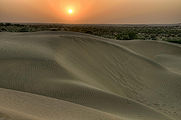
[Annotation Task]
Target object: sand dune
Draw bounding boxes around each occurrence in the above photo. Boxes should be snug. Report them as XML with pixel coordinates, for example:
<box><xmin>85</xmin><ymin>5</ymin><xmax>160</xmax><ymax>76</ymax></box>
<box><xmin>0</xmin><ymin>32</ymin><xmax>181</xmax><ymax>120</ymax></box>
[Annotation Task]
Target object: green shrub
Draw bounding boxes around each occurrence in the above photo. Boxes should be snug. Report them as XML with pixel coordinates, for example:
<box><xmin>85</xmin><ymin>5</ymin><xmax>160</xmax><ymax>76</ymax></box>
<box><xmin>18</xmin><ymin>27</ymin><xmax>29</xmax><ymax>32</ymax></box>
<box><xmin>164</xmin><ymin>37</ymin><xmax>181</xmax><ymax>44</ymax></box>
<box><xmin>0</xmin><ymin>28</ymin><xmax>7</xmax><ymax>32</ymax></box>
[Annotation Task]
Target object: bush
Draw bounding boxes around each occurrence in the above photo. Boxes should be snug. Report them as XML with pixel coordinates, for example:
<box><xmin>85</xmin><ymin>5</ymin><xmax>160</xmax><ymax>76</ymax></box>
<box><xmin>18</xmin><ymin>27</ymin><xmax>29</xmax><ymax>32</ymax></box>
<box><xmin>0</xmin><ymin>23</ymin><xmax>5</xmax><ymax>26</ymax></box>
<box><xmin>116</xmin><ymin>32</ymin><xmax>137</xmax><ymax>40</ymax></box>
<box><xmin>85</xmin><ymin>30</ymin><xmax>93</xmax><ymax>34</ymax></box>
<box><xmin>0</xmin><ymin>28</ymin><xmax>7</xmax><ymax>32</ymax></box>
<box><xmin>151</xmin><ymin>34</ymin><xmax>157</xmax><ymax>40</ymax></box>
<box><xmin>164</xmin><ymin>37</ymin><xmax>181</xmax><ymax>44</ymax></box>
<box><xmin>4</xmin><ymin>23</ymin><xmax>12</xmax><ymax>26</ymax></box>
<box><xmin>178</xmin><ymin>33</ymin><xmax>181</xmax><ymax>37</ymax></box>
<box><xmin>128</xmin><ymin>32</ymin><xmax>137</xmax><ymax>40</ymax></box>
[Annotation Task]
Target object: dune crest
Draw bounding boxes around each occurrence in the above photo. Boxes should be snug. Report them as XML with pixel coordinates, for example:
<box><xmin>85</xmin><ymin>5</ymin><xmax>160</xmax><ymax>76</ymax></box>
<box><xmin>0</xmin><ymin>32</ymin><xmax>181</xmax><ymax>120</ymax></box>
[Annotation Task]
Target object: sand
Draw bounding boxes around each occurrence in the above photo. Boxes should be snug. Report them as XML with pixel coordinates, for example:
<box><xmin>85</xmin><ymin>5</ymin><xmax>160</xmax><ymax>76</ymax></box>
<box><xmin>0</xmin><ymin>31</ymin><xmax>181</xmax><ymax>120</ymax></box>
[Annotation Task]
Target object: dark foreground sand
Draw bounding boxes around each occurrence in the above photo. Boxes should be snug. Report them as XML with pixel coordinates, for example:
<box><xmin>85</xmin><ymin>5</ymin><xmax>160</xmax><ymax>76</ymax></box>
<box><xmin>0</xmin><ymin>32</ymin><xmax>181</xmax><ymax>120</ymax></box>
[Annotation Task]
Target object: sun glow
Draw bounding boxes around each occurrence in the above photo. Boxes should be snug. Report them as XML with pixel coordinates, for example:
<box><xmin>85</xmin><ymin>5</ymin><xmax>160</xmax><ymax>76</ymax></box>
<box><xmin>68</xmin><ymin>9</ymin><xmax>73</xmax><ymax>14</ymax></box>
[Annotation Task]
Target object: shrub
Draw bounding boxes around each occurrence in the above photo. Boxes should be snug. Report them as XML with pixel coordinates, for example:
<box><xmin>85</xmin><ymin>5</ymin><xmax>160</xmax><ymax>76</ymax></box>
<box><xmin>0</xmin><ymin>28</ymin><xmax>7</xmax><ymax>32</ymax></box>
<box><xmin>18</xmin><ymin>27</ymin><xmax>29</xmax><ymax>32</ymax></box>
<box><xmin>4</xmin><ymin>23</ymin><xmax>12</xmax><ymax>26</ymax></box>
<box><xmin>128</xmin><ymin>32</ymin><xmax>137</xmax><ymax>40</ymax></box>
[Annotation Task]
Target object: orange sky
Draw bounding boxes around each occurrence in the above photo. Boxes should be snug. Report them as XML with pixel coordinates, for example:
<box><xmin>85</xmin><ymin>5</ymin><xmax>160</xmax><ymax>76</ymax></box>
<box><xmin>0</xmin><ymin>0</ymin><xmax>180</xmax><ymax>24</ymax></box>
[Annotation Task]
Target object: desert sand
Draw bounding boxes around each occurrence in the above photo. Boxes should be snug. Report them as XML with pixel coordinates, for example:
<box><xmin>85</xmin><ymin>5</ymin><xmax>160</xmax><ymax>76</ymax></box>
<box><xmin>0</xmin><ymin>31</ymin><xmax>181</xmax><ymax>120</ymax></box>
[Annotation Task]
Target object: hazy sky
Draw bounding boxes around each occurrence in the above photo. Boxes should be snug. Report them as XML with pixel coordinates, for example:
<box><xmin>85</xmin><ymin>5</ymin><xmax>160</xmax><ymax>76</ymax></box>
<box><xmin>0</xmin><ymin>0</ymin><xmax>180</xmax><ymax>24</ymax></box>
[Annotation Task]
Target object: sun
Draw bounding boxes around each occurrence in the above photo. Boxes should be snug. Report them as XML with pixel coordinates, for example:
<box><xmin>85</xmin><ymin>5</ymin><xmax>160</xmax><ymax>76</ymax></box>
<box><xmin>68</xmin><ymin>9</ymin><xmax>73</xmax><ymax>14</ymax></box>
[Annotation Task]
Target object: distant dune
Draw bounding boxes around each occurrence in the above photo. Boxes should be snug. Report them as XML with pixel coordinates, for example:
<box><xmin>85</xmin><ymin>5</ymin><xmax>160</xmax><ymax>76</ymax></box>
<box><xmin>0</xmin><ymin>32</ymin><xmax>181</xmax><ymax>120</ymax></box>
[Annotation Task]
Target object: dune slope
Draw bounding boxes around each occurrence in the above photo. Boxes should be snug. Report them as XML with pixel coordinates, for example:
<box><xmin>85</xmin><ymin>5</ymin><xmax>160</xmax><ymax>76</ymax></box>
<box><xmin>0</xmin><ymin>32</ymin><xmax>181</xmax><ymax>120</ymax></box>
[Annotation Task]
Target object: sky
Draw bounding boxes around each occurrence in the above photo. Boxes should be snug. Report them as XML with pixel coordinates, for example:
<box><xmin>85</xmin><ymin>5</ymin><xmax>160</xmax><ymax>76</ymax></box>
<box><xmin>0</xmin><ymin>0</ymin><xmax>180</xmax><ymax>24</ymax></box>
